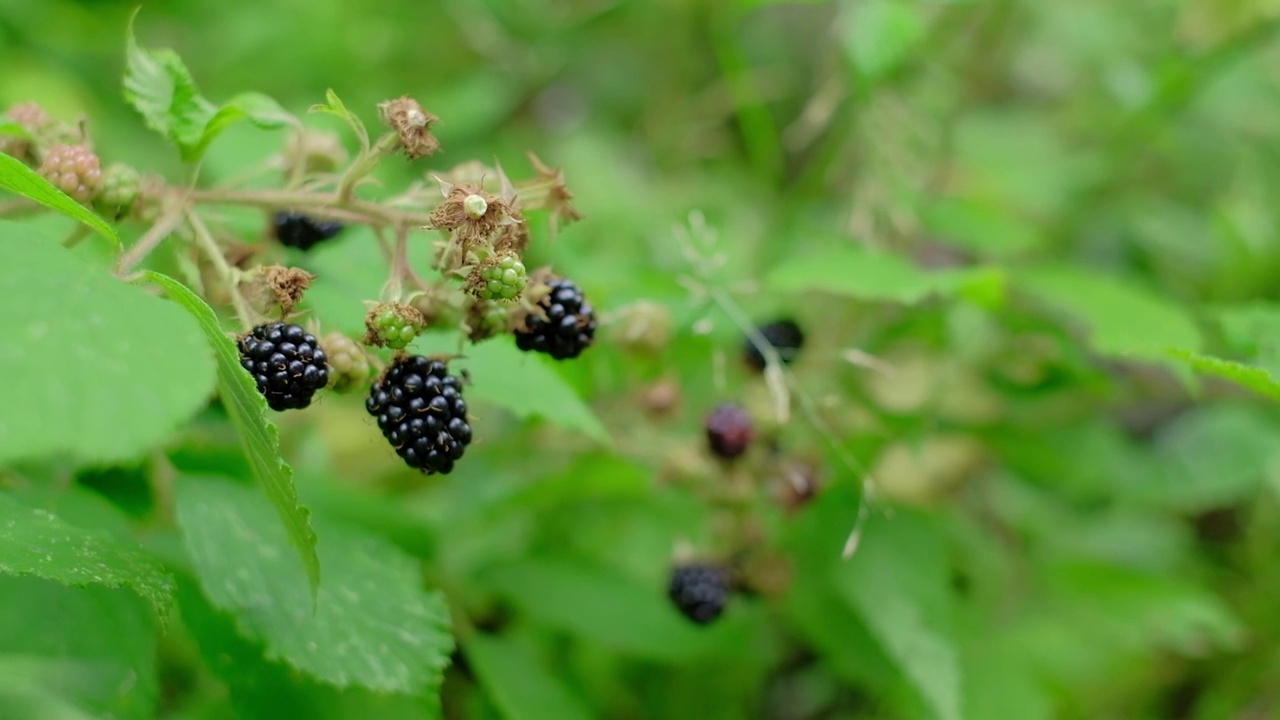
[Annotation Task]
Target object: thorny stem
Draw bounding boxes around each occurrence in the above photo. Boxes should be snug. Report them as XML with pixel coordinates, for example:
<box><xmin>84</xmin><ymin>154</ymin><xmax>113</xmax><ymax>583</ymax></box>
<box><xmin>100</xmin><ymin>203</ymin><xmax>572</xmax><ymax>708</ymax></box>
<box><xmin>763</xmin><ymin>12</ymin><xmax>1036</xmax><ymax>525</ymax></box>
<box><xmin>337</xmin><ymin>131</ymin><xmax>402</xmax><ymax>203</ymax></box>
<box><xmin>183</xmin><ymin>187</ymin><xmax>436</xmax><ymax>227</ymax></box>
<box><xmin>115</xmin><ymin>203</ymin><xmax>187</xmax><ymax>277</ymax></box>
<box><xmin>186</xmin><ymin>208</ymin><xmax>254</xmax><ymax>328</ymax></box>
<box><xmin>61</xmin><ymin>224</ymin><xmax>89</xmax><ymax>249</ymax></box>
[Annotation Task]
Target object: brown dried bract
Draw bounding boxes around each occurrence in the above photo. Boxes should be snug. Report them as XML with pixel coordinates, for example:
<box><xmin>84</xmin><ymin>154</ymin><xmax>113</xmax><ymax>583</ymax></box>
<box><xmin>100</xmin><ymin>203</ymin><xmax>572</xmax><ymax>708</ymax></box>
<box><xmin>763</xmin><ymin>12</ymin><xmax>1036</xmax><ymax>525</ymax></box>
<box><xmin>378</xmin><ymin>96</ymin><xmax>440</xmax><ymax>160</ymax></box>
<box><xmin>526</xmin><ymin>151</ymin><xmax>583</xmax><ymax>237</ymax></box>
<box><xmin>260</xmin><ymin>265</ymin><xmax>315</xmax><ymax>316</ymax></box>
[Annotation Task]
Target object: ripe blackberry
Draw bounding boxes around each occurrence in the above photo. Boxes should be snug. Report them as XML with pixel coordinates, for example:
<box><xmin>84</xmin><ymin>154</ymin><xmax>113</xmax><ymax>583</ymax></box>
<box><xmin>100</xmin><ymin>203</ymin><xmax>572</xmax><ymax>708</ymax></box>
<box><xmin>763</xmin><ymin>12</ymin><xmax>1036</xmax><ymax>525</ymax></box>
<box><xmin>38</xmin><ymin>144</ymin><xmax>102</xmax><ymax>204</ymax></box>
<box><xmin>272</xmin><ymin>211</ymin><xmax>344</xmax><ymax>251</ymax></box>
<box><xmin>668</xmin><ymin>563</ymin><xmax>731</xmax><ymax>625</ymax></box>
<box><xmin>744</xmin><ymin>318</ymin><xmax>804</xmax><ymax>372</ymax></box>
<box><xmin>705</xmin><ymin>403</ymin><xmax>754</xmax><ymax>460</ymax></box>
<box><xmin>514</xmin><ymin>277</ymin><xmax>596</xmax><ymax>360</ymax></box>
<box><xmin>365</xmin><ymin>355</ymin><xmax>472</xmax><ymax>475</ymax></box>
<box><xmin>237</xmin><ymin>322</ymin><xmax>330</xmax><ymax>411</ymax></box>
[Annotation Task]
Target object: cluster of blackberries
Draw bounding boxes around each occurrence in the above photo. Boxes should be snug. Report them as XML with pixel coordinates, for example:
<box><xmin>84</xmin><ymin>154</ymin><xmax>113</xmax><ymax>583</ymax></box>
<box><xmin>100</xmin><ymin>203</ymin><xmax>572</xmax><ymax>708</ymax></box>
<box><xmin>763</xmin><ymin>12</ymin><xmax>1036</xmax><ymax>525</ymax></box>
<box><xmin>365</xmin><ymin>355</ymin><xmax>473</xmax><ymax>475</ymax></box>
<box><xmin>236</xmin><ymin>322</ymin><xmax>330</xmax><ymax>411</ymax></box>
<box><xmin>514</xmin><ymin>277</ymin><xmax>596</xmax><ymax>360</ymax></box>
<box><xmin>668</xmin><ymin>562</ymin><xmax>733</xmax><ymax>625</ymax></box>
<box><xmin>272</xmin><ymin>211</ymin><xmax>345</xmax><ymax>251</ymax></box>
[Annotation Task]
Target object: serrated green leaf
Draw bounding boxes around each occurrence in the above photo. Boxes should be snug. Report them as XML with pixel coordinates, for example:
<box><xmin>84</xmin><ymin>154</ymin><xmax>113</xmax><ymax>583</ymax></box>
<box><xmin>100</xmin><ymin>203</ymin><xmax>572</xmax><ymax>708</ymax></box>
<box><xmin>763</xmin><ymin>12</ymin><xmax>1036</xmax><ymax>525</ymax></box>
<box><xmin>1020</xmin><ymin>266</ymin><xmax>1202</xmax><ymax>360</ymax></box>
<box><xmin>0</xmin><ymin>578</ymin><xmax>158</xmax><ymax>719</ymax></box>
<box><xmin>0</xmin><ymin>241</ymin><xmax>214</xmax><ymax>464</ymax></box>
<box><xmin>464</xmin><ymin>634</ymin><xmax>593</xmax><ymax>720</ymax></box>
<box><xmin>123</xmin><ymin>14</ymin><xmax>215</xmax><ymax>153</ymax></box>
<box><xmin>124</xmin><ymin>15</ymin><xmax>290</xmax><ymax>162</ymax></box>
<box><xmin>484</xmin><ymin>557</ymin><xmax>718</xmax><ymax>662</ymax></box>
<box><xmin>834</xmin><ymin>513</ymin><xmax>962</xmax><ymax>720</ymax></box>
<box><xmin>175</xmin><ymin>476</ymin><xmax>454</xmax><ymax>693</ymax></box>
<box><xmin>1165</xmin><ymin>348</ymin><xmax>1280</xmax><ymax>401</ymax></box>
<box><xmin>839</xmin><ymin>0</ymin><xmax>927</xmax><ymax>81</ymax></box>
<box><xmin>0</xmin><ymin>152</ymin><xmax>119</xmax><ymax>247</ymax></box>
<box><xmin>183</xmin><ymin>92</ymin><xmax>295</xmax><ymax>162</ymax></box>
<box><xmin>767</xmin><ymin>243</ymin><xmax>997</xmax><ymax>304</ymax></box>
<box><xmin>0</xmin><ymin>493</ymin><xmax>173</xmax><ymax>616</ymax></box>
<box><xmin>144</xmin><ymin>272</ymin><xmax>321</xmax><ymax>596</ymax></box>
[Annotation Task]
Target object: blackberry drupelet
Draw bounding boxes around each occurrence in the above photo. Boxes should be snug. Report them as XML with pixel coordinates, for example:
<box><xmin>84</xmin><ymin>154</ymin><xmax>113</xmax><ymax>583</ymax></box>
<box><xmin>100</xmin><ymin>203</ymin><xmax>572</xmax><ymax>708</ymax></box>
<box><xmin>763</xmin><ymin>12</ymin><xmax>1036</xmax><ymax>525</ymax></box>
<box><xmin>705</xmin><ymin>402</ymin><xmax>754</xmax><ymax>460</ymax></box>
<box><xmin>743</xmin><ymin>318</ymin><xmax>804</xmax><ymax>372</ymax></box>
<box><xmin>272</xmin><ymin>211</ymin><xmax>345</xmax><ymax>251</ymax></box>
<box><xmin>365</xmin><ymin>355</ymin><xmax>473</xmax><ymax>475</ymax></box>
<box><xmin>668</xmin><ymin>563</ymin><xmax>731</xmax><ymax>625</ymax></box>
<box><xmin>514</xmin><ymin>277</ymin><xmax>596</xmax><ymax>360</ymax></box>
<box><xmin>237</xmin><ymin>322</ymin><xmax>330</xmax><ymax>411</ymax></box>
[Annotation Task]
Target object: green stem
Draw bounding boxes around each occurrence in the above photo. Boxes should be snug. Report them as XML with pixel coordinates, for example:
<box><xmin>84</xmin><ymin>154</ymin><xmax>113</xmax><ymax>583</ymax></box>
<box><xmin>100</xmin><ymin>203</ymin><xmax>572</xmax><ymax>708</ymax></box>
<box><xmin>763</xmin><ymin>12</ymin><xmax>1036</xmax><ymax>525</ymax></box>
<box><xmin>115</xmin><ymin>202</ymin><xmax>188</xmax><ymax>277</ymax></box>
<box><xmin>336</xmin><ymin>131</ymin><xmax>402</xmax><ymax>203</ymax></box>
<box><xmin>186</xmin><ymin>208</ymin><xmax>254</xmax><ymax>329</ymax></box>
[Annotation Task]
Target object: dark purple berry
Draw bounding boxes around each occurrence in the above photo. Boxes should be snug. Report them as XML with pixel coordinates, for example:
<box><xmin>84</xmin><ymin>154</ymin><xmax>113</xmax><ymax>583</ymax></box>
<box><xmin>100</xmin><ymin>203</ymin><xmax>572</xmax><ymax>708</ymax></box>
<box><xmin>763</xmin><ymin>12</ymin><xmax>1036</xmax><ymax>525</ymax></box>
<box><xmin>705</xmin><ymin>403</ymin><xmax>754</xmax><ymax>460</ymax></box>
<box><xmin>366</xmin><ymin>355</ymin><xmax>473</xmax><ymax>475</ymax></box>
<box><xmin>514</xmin><ymin>277</ymin><xmax>597</xmax><ymax>360</ymax></box>
<box><xmin>237</xmin><ymin>322</ymin><xmax>329</xmax><ymax>411</ymax></box>
<box><xmin>272</xmin><ymin>211</ymin><xmax>345</xmax><ymax>251</ymax></box>
<box><xmin>668</xmin><ymin>563</ymin><xmax>731</xmax><ymax>625</ymax></box>
<box><xmin>744</xmin><ymin>318</ymin><xmax>804</xmax><ymax>372</ymax></box>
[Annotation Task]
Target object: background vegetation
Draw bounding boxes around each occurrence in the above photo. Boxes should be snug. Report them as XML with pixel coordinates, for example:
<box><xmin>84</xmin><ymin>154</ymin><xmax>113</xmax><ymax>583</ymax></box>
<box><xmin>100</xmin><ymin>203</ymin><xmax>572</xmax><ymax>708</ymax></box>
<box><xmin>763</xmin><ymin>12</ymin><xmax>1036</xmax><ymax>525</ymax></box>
<box><xmin>4</xmin><ymin>0</ymin><xmax>1280</xmax><ymax>718</ymax></box>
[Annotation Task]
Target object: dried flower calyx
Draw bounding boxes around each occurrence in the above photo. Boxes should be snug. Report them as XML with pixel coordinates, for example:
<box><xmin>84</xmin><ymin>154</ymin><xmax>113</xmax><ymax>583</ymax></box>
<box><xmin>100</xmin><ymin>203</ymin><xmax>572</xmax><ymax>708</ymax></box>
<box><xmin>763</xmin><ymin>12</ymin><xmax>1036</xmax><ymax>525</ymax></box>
<box><xmin>377</xmin><ymin>96</ymin><xmax>440</xmax><ymax>160</ymax></box>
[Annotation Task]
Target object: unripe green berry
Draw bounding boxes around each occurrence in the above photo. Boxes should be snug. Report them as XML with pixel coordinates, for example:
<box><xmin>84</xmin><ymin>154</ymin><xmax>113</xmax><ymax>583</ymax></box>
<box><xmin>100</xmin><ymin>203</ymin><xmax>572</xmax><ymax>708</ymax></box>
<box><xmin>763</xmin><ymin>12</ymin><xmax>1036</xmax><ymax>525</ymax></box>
<box><xmin>468</xmin><ymin>252</ymin><xmax>528</xmax><ymax>302</ymax></box>
<box><xmin>94</xmin><ymin>163</ymin><xmax>141</xmax><ymax>219</ymax></box>
<box><xmin>320</xmin><ymin>332</ymin><xmax>372</xmax><ymax>392</ymax></box>
<box><xmin>364</xmin><ymin>303</ymin><xmax>426</xmax><ymax>350</ymax></box>
<box><xmin>465</xmin><ymin>299</ymin><xmax>511</xmax><ymax>342</ymax></box>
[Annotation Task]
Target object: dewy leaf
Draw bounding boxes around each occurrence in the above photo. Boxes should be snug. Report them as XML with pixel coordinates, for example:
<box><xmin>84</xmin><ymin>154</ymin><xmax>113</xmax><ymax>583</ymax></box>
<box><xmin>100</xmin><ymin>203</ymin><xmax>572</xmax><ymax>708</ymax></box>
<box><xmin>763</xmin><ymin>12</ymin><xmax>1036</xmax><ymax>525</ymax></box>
<box><xmin>833</xmin><ymin>512</ymin><xmax>962</xmax><ymax>720</ymax></box>
<box><xmin>1165</xmin><ymin>348</ymin><xmax>1280</xmax><ymax>402</ymax></box>
<box><xmin>0</xmin><ymin>241</ymin><xmax>214</xmax><ymax>465</ymax></box>
<box><xmin>1020</xmin><ymin>265</ymin><xmax>1202</xmax><ymax>360</ymax></box>
<box><xmin>767</xmin><ymin>243</ymin><xmax>997</xmax><ymax>304</ymax></box>
<box><xmin>0</xmin><ymin>578</ymin><xmax>159</xmax><ymax>719</ymax></box>
<box><xmin>176</xmin><ymin>476</ymin><xmax>454</xmax><ymax>693</ymax></box>
<box><xmin>144</xmin><ymin>272</ymin><xmax>321</xmax><ymax>596</ymax></box>
<box><xmin>464</xmin><ymin>634</ymin><xmax>593</xmax><ymax>720</ymax></box>
<box><xmin>124</xmin><ymin>14</ymin><xmax>292</xmax><ymax>162</ymax></box>
<box><xmin>0</xmin><ymin>493</ymin><xmax>173</xmax><ymax>617</ymax></box>
<box><xmin>0</xmin><ymin>151</ymin><xmax>119</xmax><ymax>247</ymax></box>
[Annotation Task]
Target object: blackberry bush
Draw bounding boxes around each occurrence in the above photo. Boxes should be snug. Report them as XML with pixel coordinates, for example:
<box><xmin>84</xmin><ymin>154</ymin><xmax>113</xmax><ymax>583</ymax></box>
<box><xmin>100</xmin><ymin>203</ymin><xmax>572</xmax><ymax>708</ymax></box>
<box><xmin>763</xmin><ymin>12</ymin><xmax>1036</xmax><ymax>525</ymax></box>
<box><xmin>366</xmin><ymin>355</ymin><xmax>473</xmax><ymax>475</ymax></box>
<box><xmin>744</xmin><ymin>318</ymin><xmax>804</xmax><ymax>372</ymax></box>
<box><xmin>237</xmin><ymin>322</ymin><xmax>330</xmax><ymax>411</ymax></box>
<box><xmin>272</xmin><ymin>210</ymin><xmax>345</xmax><ymax>251</ymax></box>
<box><xmin>668</xmin><ymin>562</ymin><xmax>731</xmax><ymax>625</ymax></box>
<box><xmin>514</xmin><ymin>277</ymin><xmax>596</xmax><ymax>360</ymax></box>
<box><xmin>705</xmin><ymin>402</ymin><xmax>754</xmax><ymax>460</ymax></box>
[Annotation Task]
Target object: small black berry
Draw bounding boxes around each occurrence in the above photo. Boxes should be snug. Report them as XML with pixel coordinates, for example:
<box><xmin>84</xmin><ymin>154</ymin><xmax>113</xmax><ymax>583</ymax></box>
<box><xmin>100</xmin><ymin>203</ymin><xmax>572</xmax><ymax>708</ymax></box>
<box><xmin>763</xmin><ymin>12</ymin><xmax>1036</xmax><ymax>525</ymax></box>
<box><xmin>272</xmin><ymin>211</ymin><xmax>345</xmax><ymax>251</ymax></box>
<box><xmin>237</xmin><ymin>322</ymin><xmax>330</xmax><ymax>411</ymax></box>
<box><xmin>744</xmin><ymin>318</ymin><xmax>804</xmax><ymax>372</ymax></box>
<box><xmin>365</xmin><ymin>355</ymin><xmax>473</xmax><ymax>475</ymax></box>
<box><xmin>705</xmin><ymin>403</ymin><xmax>754</xmax><ymax>460</ymax></box>
<box><xmin>668</xmin><ymin>563</ymin><xmax>731</xmax><ymax>625</ymax></box>
<box><xmin>514</xmin><ymin>277</ymin><xmax>597</xmax><ymax>360</ymax></box>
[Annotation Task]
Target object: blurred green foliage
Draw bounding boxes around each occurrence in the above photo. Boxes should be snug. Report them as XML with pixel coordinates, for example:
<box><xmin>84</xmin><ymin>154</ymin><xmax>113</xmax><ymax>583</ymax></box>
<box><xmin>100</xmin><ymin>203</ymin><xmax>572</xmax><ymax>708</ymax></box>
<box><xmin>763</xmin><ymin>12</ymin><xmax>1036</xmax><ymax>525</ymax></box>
<box><xmin>6</xmin><ymin>0</ymin><xmax>1280</xmax><ymax>718</ymax></box>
